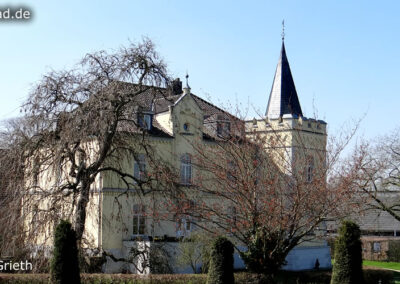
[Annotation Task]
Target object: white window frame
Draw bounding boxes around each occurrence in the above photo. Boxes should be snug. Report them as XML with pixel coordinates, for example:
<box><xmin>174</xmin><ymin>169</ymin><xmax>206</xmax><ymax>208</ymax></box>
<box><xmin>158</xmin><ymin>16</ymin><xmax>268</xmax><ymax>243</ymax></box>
<box><xmin>176</xmin><ymin>216</ymin><xmax>193</xmax><ymax>237</ymax></box>
<box><xmin>134</xmin><ymin>154</ymin><xmax>146</xmax><ymax>182</ymax></box>
<box><xmin>373</xmin><ymin>242</ymin><xmax>381</xmax><ymax>252</ymax></box>
<box><xmin>180</xmin><ymin>154</ymin><xmax>192</xmax><ymax>185</ymax></box>
<box><xmin>138</xmin><ymin>113</ymin><xmax>152</xmax><ymax>130</ymax></box>
<box><xmin>217</xmin><ymin>121</ymin><xmax>231</xmax><ymax>136</ymax></box>
<box><xmin>133</xmin><ymin>204</ymin><xmax>146</xmax><ymax>235</ymax></box>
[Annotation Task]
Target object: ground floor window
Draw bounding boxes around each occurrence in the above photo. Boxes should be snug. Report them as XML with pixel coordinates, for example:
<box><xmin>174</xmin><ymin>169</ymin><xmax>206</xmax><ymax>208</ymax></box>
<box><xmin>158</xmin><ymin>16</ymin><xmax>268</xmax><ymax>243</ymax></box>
<box><xmin>176</xmin><ymin>217</ymin><xmax>192</xmax><ymax>237</ymax></box>
<box><xmin>133</xmin><ymin>204</ymin><xmax>146</xmax><ymax>235</ymax></box>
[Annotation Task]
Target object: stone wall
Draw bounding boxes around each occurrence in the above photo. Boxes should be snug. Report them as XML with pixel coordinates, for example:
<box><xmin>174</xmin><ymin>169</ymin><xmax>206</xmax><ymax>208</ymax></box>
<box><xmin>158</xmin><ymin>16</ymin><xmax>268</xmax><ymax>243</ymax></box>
<box><xmin>361</xmin><ymin>237</ymin><xmax>400</xmax><ymax>261</ymax></box>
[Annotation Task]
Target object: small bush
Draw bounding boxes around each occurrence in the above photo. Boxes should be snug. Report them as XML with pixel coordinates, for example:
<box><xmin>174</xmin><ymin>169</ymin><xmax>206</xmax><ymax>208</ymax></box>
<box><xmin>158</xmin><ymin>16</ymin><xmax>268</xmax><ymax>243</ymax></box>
<box><xmin>177</xmin><ymin>232</ymin><xmax>212</xmax><ymax>273</ymax></box>
<box><xmin>207</xmin><ymin>236</ymin><xmax>235</xmax><ymax>284</ymax></box>
<box><xmin>331</xmin><ymin>220</ymin><xmax>363</xmax><ymax>284</ymax></box>
<box><xmin>50</xmin><ymin>220</ymin><xmax>81</xmax><ymax>284</ymax></box>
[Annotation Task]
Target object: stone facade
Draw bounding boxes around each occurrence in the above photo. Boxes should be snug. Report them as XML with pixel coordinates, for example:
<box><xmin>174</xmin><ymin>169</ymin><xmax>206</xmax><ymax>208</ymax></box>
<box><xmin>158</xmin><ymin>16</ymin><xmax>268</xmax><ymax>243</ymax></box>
<box><xmin>29</xmin><ymin>40</ymin><xmax>332</xmax><ymax>273</ymax></box>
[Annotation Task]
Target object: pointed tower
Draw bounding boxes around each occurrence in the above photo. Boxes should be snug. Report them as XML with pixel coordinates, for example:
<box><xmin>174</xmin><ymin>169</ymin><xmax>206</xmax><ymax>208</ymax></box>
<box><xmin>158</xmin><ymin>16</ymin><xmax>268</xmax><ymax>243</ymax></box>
<box><xmin>266</xmin><ymin>41</ymin><xmax>303</xmax><ymax>119</ymax></box>
<box><xmin>245</xmin><ymin>33</ymin><xmax>327</xmax><ymax>177</ymax></box>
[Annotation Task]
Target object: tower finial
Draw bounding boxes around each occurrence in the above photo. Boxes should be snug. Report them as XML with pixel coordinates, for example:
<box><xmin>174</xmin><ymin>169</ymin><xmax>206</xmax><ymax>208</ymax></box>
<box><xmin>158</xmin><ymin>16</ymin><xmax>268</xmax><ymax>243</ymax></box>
<box><xmin>185</xmin><ymin>71</ymin><xmax>190</xmax><ymax>88</ymax></box>
<box><xmin>183</xmin><ymin>71</ymin><xmax>191</xmax><ymax>94</ymax></box>
<box><xmin>281</xmin><ymin>20</ymin><xmax>285</xmax><ymax>41</ymax></box>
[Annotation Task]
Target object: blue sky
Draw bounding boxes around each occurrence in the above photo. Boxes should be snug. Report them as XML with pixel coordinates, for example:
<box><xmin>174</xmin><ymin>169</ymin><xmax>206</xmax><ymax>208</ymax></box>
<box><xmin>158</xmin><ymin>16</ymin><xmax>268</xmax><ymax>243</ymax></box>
<box><xmin>0</xmin><ymin>0</ymin><xmax>399</xmax><ymax>142</ymax></box>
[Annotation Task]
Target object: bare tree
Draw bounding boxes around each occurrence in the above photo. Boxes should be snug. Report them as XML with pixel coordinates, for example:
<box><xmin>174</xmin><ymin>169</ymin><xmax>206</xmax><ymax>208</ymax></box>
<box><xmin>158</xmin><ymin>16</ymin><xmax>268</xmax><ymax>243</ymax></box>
<box><xmin>159</xmin><ymin>115</ymin><xmax>360</xmax><ymax>279</ymax></box>
<box><xmin>0</xmin><ymin>38</ymin><xmax>172</xmax><ymax>260</ymax></box>
<box><xmin>0</xmin><ymin>118</ymin><xmax>27</xmax><ymax>257</ymax></box>
<box><xmin>352</xmin><ymin>128</ymin><xmax>400</xmax><ymax>221</ymax></box>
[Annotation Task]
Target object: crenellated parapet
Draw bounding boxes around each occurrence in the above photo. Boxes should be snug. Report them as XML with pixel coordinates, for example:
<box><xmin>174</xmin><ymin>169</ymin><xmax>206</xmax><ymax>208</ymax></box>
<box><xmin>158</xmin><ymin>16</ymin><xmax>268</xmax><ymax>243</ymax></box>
<box><xmin>245</xmin><ymin>115</ymin><xmax>327</xmax><ymax>136</ymax></box>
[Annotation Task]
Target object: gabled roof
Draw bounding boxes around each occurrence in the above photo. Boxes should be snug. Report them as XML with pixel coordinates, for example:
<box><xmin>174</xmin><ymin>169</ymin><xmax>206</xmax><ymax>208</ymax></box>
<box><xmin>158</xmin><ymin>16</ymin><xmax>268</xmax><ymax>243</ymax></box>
<box><xmin>105</xmin><ymin>81</ymin><xmax>241</xmax><ymax>139</ymax></box>
<box><xmin>123</xmin><ymin>82</ymin><xmax>238</xmax><ymax>120</ymax></box>
<box><xmin>266</xmin><ymin>41</ymin><xmax>303</xmax><ymax>119</ymax></box>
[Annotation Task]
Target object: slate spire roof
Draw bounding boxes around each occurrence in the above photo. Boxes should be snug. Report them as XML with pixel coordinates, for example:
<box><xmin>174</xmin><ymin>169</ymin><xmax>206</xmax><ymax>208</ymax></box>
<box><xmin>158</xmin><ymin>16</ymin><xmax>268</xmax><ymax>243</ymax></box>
<box><xmin>265</xmin><ymin>41</ymin><xmax>303</xmax><ymax>118</ymax></box>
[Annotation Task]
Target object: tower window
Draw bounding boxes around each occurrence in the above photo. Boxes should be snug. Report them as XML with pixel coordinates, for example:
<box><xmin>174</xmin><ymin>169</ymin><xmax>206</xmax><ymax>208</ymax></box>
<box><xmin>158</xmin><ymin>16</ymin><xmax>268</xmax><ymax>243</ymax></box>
<box><xmin>306</xmin><ymin>156</ymin><xmax>314</xmax><ymax>183</ymax></box>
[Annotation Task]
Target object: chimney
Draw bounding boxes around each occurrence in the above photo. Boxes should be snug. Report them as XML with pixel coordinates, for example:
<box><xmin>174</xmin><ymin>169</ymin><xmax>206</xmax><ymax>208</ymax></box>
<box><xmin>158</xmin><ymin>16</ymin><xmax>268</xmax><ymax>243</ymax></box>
<box><xmin>171</xmin><ymin>78</ymin><xmax>183</xmax><ymax>95</ymax></box>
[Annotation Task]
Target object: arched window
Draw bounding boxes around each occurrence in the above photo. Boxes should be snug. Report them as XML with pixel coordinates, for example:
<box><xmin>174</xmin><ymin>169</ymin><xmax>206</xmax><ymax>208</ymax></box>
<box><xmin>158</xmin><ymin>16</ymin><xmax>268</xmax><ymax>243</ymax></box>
<box><xmin>180</xmin><ymin>154</ymin><xmax>192</xmax><ymax>185</ymax></box>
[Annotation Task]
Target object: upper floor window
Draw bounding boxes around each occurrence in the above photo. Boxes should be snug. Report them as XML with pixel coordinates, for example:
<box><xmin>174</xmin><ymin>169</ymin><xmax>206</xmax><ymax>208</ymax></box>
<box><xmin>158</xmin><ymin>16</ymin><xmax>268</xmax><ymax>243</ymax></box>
<box><xmin>227</xmin><ymin>160</ymin><xmax>237</xmax><ymax>182</ymax></box>
<box><xmin>137</xmin><ymin>113</ymin><xmax>152</xmax><ymax>130</ymax></box>
<box><xmin>183</xmin><ymin>123</ymin><xmax>190</xmax><ymax>132</ymax></box>
<box><xmin>228</xmin><ymin>206</ymin><xmax>237</xmax><ymax>230</ymax></box>
<box><xmin>217</xmin><ymin>121</ymin><xmax>231</xmax><ymax>136</ymax></box>
<box><xmin>180</xmin><ymin>154</ymin><xmax>192</xmax><ymax>185</ymax></box>
<box><xmin>216</xmin><ymin>115</ymin><xmax>231</xmax><ymax>137</ymax></box>
<box><xmin>134</xmin><ymin>154</ymin><xmax>146</xmax><ymax>182</ymax></box>
<box><xmin>133</xmin><ymin>204</ymin><xmax>146</xmax><ymax>235</ymax></box>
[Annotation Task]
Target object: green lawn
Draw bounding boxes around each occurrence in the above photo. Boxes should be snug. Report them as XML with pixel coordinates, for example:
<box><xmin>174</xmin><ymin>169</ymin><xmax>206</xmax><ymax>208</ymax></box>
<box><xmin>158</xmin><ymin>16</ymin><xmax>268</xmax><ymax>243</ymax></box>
<box><xmin>364</xmin><ymin>260</ymin><xmax>400</xmax><ymax>271</ymax></box>
<box><xmin>363</xmin><ymin>261</ymin><xmax>400</xmax><ymax>284</ymax></box>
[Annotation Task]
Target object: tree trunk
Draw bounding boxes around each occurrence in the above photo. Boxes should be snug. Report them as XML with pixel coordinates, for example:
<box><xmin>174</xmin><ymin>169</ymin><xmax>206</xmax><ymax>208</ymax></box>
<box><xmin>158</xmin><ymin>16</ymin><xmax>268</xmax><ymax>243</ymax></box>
<box><xmin>74</xmin><ymin>177</ymin><xmax>91</xmax><ymax>243</ymax></box>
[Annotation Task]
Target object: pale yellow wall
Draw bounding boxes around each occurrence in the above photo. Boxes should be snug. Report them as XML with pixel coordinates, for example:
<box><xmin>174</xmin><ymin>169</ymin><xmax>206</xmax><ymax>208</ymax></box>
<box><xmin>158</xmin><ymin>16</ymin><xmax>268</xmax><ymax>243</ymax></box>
<box><xmin>245</xmin><ymin>116</ymin><xmax>327</xmax><ymax>175</ymax></box>
<box><xmin>30</xmin><ymin>92</ymin><xmax>329</xmax><ymax>252</ymax></box>
<box><xmin>100</xmin><ymin>93</ymin><xmax>207</xmax><ymax>250</ymax></box>
<box><xmin>24</xmin><ymin>140</ymin><xmax>103</xmax><ymax>248</ymax></box>
<box><xmin>245</xmin><ymin>116</ymin><xmax>328</xmax><ymax>248</ymax></box>
<box><xmin>101</xmin><ymin>101</ymin><xmax>329</xmax><ymax>251</ymax></box>
<box><xmin>154</xmin><ymin>111</ymin><xmax>173</xmax><ymax>135</ymax></box>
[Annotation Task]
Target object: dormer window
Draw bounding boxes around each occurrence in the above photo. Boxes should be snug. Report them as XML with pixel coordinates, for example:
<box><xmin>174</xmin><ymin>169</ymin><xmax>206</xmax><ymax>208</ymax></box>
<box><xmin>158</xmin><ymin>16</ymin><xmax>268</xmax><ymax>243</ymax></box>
<box><xmin>217</xmin><ymin>121</ymin><xmax>230</xmax><ymax>136</ymax></box>
<box><xmin>252</xmin><ymin>118</ymin><xmax>258</xmax><ymax>128</ymax></box>
<box><xmin>217</xmin><ymin>115</ymin><xmax>231</xmax><ymax>137</ymax></box>
<box><xmin>138</xmin><ymin>113</ymin><xmax>152</xmax><ymax>130</ymax></box>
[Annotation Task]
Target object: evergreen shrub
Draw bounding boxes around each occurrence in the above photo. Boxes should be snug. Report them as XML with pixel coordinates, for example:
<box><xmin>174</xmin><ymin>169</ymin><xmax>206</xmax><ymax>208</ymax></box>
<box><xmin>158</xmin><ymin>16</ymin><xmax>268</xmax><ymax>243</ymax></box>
<box><xmin>50</xmin><ymin>220</ymin><xmax>81</xmax><ymax>284</ymax></box>
<box><xmin>331</xmin><ymin>220</ymin><xmax>363</xmax><ymax>284</ymax></box>
<box><xmin>207</xmin><ymin>236</ymin><xmax>235</xmax><ymax>284</ymax></box>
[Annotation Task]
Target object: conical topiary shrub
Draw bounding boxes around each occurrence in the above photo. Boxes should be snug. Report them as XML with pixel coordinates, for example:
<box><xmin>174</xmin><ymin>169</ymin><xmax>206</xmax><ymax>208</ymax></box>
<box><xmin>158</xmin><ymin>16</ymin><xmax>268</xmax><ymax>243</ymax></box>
<box><xmin>207</xmin><ymin>236</ymin><xmax>235</xmax><ymax>284</ymax></box>
<box><xmin>50</xmin><ymin>220</ymin><xmax>81</xmax><ymax>284</ymax></box>
<box><xmin>331</xmin><ymin>220</ymin><xmax>363</xmax><ymax>284</ymax></box>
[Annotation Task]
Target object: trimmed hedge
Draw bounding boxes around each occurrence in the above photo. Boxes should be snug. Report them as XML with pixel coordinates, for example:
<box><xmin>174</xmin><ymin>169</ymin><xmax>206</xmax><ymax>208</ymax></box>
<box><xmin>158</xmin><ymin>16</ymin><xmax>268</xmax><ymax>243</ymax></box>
<box><xmin>0</xmin><ymin>270</ymin><xmax>396</xmax><ymax>284</ymax></box>
<box><xmin>331</xmin><ymin>220</ymin><xmax>363</xmax><ymax>284</ymax></box>
<box><xmin>50</xmin><ymin>220</ymin><xmax>81</xmax><ymax>284</ymax></box>
<box><xmin>207</xmin><ymin>236</ymin><xmax>234</xmax><ymax>284</ymax></box>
